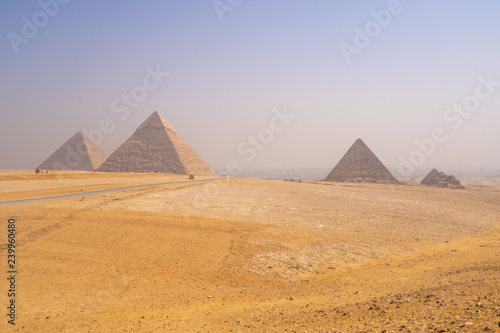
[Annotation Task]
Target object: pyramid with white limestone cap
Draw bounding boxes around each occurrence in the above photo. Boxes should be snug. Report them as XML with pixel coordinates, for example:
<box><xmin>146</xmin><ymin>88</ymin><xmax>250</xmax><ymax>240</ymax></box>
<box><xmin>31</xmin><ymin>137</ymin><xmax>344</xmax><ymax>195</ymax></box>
<box><xmin>98</xmin><ymin>111</ymin><xmax>216</xmax><ymax>175</ymax></box>
<box><xmin>38</xmin><ymin>132</ymin><xmax>109</xmax><ymax>171</ymax></box>
<box><xmin>324</xmin><ymin>138</ymin><xmax>399</xmax><ymax>184</ymax></box>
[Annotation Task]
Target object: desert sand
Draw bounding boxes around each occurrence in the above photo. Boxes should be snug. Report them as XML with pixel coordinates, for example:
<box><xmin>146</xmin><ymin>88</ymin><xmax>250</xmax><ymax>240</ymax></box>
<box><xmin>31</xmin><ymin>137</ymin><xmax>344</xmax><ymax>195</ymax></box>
<box><xmin>1</xmin><ymin>171</ymin><xmax>499</xmax><ymax>332</ymax></box>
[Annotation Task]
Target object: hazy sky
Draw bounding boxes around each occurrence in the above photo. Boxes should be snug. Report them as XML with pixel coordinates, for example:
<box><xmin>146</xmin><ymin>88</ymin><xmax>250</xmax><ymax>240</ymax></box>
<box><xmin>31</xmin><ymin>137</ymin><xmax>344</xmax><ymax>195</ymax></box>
<box><xmin>1</xmin><ymin>1</ymin><xmax>499</xmax><ymax>176</ymax></box>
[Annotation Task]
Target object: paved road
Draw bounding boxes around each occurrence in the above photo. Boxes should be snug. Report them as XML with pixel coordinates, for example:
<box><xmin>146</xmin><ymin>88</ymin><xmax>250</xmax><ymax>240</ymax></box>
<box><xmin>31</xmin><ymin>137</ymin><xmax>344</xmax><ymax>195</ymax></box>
<box><xmin>0</xmin><ymin>178</ymin><xmax>221</xmax><ymax>206</ymax></box>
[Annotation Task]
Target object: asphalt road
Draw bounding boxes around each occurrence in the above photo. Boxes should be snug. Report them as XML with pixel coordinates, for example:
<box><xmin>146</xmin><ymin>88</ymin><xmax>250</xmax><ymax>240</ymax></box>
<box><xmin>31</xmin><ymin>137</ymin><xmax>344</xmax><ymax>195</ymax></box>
<box><xmin>0</xmin><ymin>178</ymin><xmax>221</xmax><ymax>206</ymax></box>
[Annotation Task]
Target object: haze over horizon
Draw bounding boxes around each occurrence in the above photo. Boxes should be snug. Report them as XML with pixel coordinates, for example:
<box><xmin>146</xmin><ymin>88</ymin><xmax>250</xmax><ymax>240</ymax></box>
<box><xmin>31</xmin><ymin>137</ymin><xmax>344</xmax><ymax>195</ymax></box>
<box><xmin>1</xmin><ymin>1</ymin><xmax>499</xmax><ymax>177</ymax></box>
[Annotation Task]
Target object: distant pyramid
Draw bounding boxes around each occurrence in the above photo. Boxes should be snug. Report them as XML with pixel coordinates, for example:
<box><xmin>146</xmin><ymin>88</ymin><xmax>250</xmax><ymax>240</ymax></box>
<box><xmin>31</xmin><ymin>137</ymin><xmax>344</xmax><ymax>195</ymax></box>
<box><xmin>420</xmin><ymin>168</ymin><xmax>442</xmax><ymax>185</ymax></box>
<box><xmin>98</xmin><ymin>111</ymin><xmax>216</xmax><ymax>175</ymax></box>
<box><xmin>324</xmin><ymin>138</ymin><xmax>399</xmax><ymax>184</ymax></box>
<box><xmin>421</xmin><ymin>168</ymin><xmax>464</xmax><ymax>189</ymax></box>
<box><xmin>38</xmin><ymin>132</ymin><xmax>109</xmax><ymax>171</ymax></box>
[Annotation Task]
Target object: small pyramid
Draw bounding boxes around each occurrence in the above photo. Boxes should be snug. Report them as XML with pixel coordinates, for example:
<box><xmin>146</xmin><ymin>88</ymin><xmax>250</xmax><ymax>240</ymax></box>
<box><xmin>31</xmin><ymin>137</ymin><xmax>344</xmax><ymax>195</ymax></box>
<box><xmin>420</xmin><ymin>168</ymin><xmax>442</xmax><ymax>185</ymax></box>
<box><xmin>324</xmin><ymin>138</ymin><xmax>398</xmax><ymax>184</ymax></box>
<box><xmin>38</xmin><ymin>132</ymin><xmax>109</xmax><ymax>171</ymax></box>
<box><xmin>421</xmin><ymin>168</ymin><xmax>464</xmax><ymax>189</ymax></box>
<box><xmin>98</xmin><ymin>111</ymin><xmax>216</xmax><ymax>175</ymax></box>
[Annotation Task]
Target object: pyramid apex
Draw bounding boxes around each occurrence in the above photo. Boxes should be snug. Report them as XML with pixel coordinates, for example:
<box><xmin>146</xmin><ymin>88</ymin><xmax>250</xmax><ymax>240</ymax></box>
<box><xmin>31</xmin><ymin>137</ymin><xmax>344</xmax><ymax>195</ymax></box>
<box><xmin>137</xmin><ymin>111</ymin><xmax>176</xmax><ymax>132</ymax></box>
<box><xmin>354</xmin><ymin>138</ymin><xmax>366</xmax><ymax>145</ymax></box>
<box><xmin>75</xmin><ymin>131</ymin><xmax>88</xmax><ymax>139</ymax></box>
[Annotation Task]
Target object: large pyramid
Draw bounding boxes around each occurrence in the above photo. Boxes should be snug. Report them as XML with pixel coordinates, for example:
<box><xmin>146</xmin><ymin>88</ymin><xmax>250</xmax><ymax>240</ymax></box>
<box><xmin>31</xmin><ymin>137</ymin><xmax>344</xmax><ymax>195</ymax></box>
<box><xmin>38</xmin><ymin>132</ymin><xmax>109</xmax><ymax>171</ymax></box>
<box><xmin>324</xmin><ymin>138</ymin><xmax>399</xmax><ymax>184</ymax></box>
<box><xmin>98</xmin><ymin>111</ymin><xmax>216</xmax><ymax>175</ymax></box>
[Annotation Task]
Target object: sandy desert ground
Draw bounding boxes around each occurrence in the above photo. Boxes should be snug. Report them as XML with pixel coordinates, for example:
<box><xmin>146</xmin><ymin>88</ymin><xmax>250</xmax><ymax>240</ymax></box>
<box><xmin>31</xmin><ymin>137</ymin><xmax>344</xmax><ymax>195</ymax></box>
<box><xmin>1</xmin><ymin>170</ymin><xmax>499</xmax><ymax>332</ymax></box>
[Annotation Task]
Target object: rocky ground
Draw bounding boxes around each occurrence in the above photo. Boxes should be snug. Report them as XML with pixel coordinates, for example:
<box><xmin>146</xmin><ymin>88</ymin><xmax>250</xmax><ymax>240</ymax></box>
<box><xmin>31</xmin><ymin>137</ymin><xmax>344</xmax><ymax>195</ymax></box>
<box><xmin>0</xmin><ymin>171</ymin><xmax>499</xmax><ymax>332</ymax></box>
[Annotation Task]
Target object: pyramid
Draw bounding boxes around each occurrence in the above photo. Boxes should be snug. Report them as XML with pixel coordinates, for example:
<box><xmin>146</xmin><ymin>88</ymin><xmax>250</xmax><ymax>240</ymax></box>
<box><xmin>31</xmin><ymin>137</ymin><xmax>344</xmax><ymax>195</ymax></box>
<box><xmin>38</xmin><ymin>132</ymin><xmax>109</xmax><ymax>171</ymax></box>
<box><xmin>421</xmin><ymin>168</ymin><xmax>464</xmax><ymax>189</ymax></box>
<box><xmin>420</xmin><ymin>168</ymin><xmax>442</xmax><ymax>185</ymax></box>
<box><xmin>324</xmin><ymin>138</ymin><xmax>399</xmax><ymax>184</ymax></box>
<box><xmin>98</xmin><ymin>111</ymin><xmax>216</xmax><ymax>175</ymax></box>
